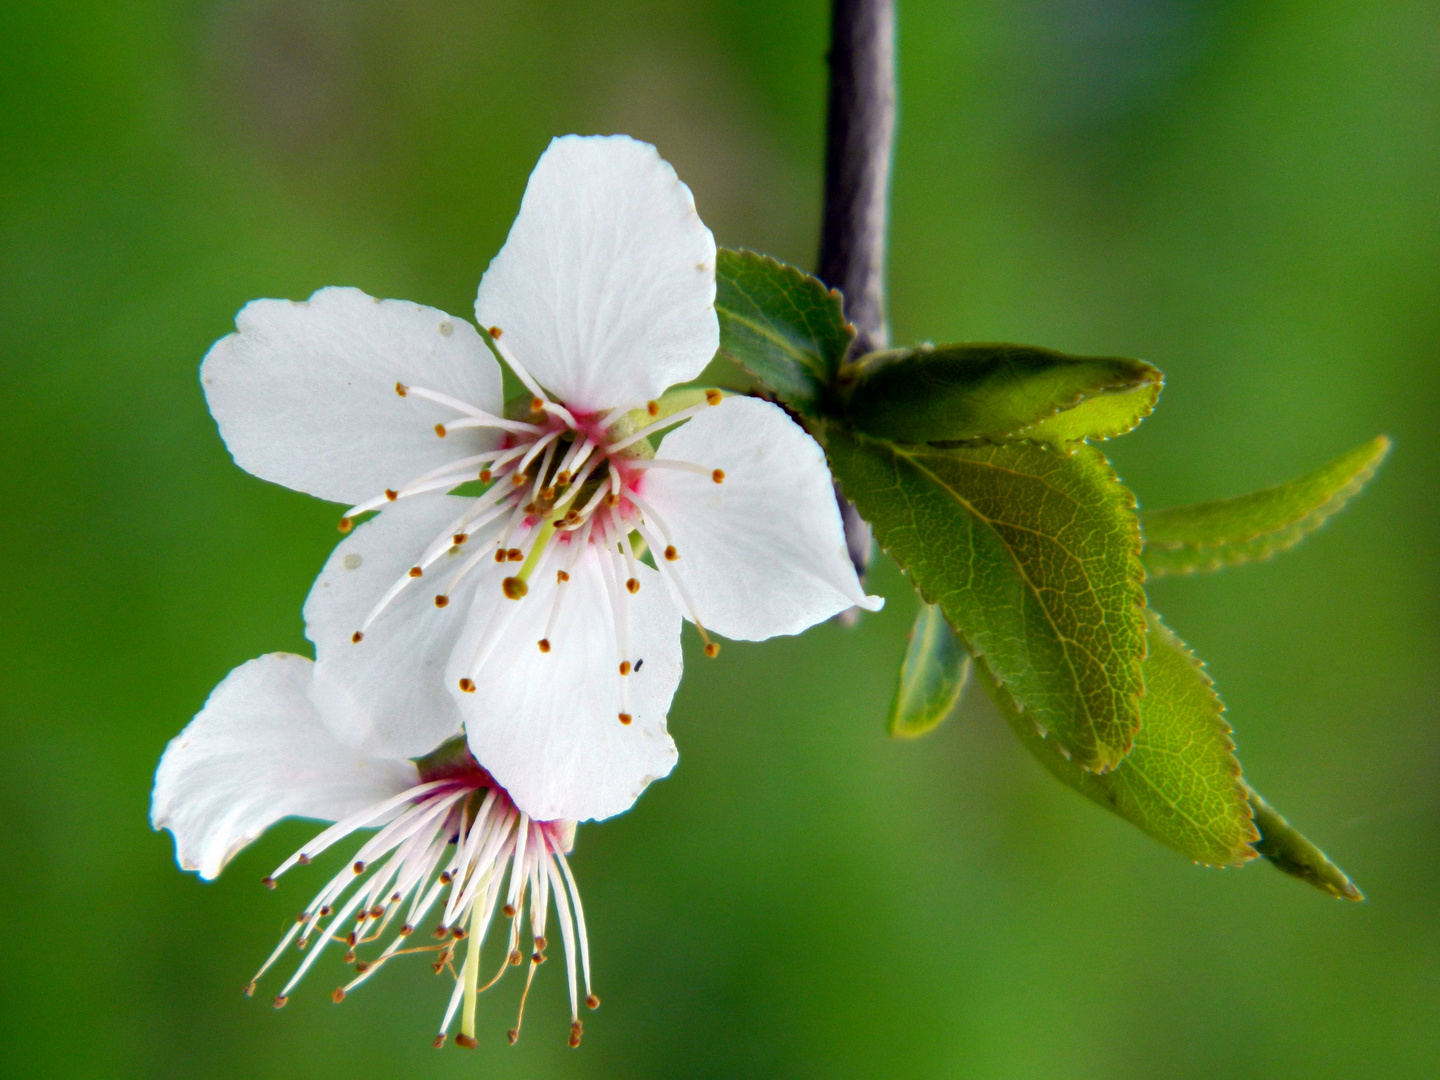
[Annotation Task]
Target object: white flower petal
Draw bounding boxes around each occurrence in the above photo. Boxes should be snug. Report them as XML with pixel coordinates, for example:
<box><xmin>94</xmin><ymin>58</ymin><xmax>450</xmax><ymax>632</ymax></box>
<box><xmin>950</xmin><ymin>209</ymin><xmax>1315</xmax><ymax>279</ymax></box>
<box><xmin>305</xmin><ymin>492</ymin><xmax>479</xmax><ymax>758</ymax></box>
<box><xmin>644</xmin><ymin>396</ymin><xmax>883</xmax><ymax>639</ymax></box>
<box><xmin>151</xmin><ymin>653</ymin><xmax>418</xmax><ymax>880</ymax></box>
<box><xmin>446</xmin><ymin>543</ymin><xmax>682</xmax><ymax>822</ymax></box>
<box><xmin>203</xmin><ymin>286</ymin><xmax>504</xmax><ymax>506</ymax></box>
<box><xmin>475</xmin><ymin>135</ymin><xmax>718</xmax><ymax>412</ymax></box>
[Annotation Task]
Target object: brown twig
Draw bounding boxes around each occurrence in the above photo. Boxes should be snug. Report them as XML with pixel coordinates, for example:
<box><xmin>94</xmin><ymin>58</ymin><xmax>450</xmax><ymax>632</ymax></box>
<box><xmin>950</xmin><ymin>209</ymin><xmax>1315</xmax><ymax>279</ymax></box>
<box><xmin>817</xmin><ymin>0</ymin><xmax>895</xmax><ymax>593</ymax></box>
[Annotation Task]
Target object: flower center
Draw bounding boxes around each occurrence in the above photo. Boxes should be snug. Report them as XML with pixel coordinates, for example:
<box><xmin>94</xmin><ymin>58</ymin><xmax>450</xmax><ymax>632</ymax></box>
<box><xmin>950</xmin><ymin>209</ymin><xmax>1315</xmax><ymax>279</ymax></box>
<box><xmin>250</xmin><ymin>739</ymin><xmax>595</xmax><ymax>1049</ymax></box>
<box><xmin>342</xmin><ymin>330</ymin><xmax>727</xmax><ymax>725</ymax></box>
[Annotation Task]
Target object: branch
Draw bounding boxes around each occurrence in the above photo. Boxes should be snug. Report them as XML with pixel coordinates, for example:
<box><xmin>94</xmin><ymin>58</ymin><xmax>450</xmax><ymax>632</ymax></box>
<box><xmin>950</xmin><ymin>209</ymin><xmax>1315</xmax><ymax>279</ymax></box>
<box><xmin>818</xmin><ymin>0</ymin><xmax>895</xmax><ymax>596</ymax></box>
<box><xmin>817</xmin><ymin>0</ymin><xmax>896</xmax><ymax>356</ymax></box>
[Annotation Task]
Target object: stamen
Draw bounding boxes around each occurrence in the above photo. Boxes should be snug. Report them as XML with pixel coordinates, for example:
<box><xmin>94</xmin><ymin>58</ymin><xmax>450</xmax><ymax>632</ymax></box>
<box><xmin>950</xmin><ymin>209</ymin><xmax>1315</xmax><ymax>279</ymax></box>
<box><xmin>712</xmin><ymin>469</ymin><xmax>725</xmax><ymax>484</ymax></box>
<box><xmin>514</xmin><ymin>428</ymin><xmax>562</xmax><ymax>481</ymax></box>
<box><xmin>631</xmin><ymin>518</ymin><xmax>721</xmax><ymax>658</ymax></box>
<box><xmin>404</xmin><ymin>384</ymin><xmax>544</xmax><ymax>433</ymax></box>
<box><xmin>624</xmin><ymin>458</ymin><xmax>715</xmax><ymax>478</ymax></box>
<box><xmin>541</xmin><ymin>400</ymin><xmax>579</xmax><ymax>428</ymax></box>
<box><xmin>479</xmin><ymin>327</ymin><xmax>549</xmax><ymax>403</ymax></box>
<box><xmin>605</xmin><ymin>398</ymin><xmax>718</xmax><ymax>453</ymax></box>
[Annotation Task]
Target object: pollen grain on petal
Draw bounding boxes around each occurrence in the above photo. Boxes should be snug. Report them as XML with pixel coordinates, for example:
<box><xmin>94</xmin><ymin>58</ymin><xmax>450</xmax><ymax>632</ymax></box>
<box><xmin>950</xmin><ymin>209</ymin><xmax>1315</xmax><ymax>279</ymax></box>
<box><xmin>458</xmin><ymin>678</ymin><xmax>476</xmax><ymax>693</ymax></box>
<box><xmin>712</xmin><ymin>469</ymin><xmax>725</xmax><ymax>484</ymax></box>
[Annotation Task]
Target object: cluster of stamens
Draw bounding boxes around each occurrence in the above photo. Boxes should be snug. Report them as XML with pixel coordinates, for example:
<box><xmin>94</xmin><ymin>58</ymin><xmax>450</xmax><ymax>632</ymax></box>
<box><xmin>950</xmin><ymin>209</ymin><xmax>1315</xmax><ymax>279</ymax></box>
<box><xmin>249</xmin><ymin>746</ymin><xmax>595</xmax><ymax>1048</ymax></box>
<box><xmin>342</xmin><ymin>326</ymin><xmax>725</xmax><ymax>725</ymax></box>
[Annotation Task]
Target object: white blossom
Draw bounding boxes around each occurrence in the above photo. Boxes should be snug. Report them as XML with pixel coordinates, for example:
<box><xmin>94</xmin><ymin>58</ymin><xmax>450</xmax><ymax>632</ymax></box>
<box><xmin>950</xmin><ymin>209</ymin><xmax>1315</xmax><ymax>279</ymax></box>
<box><xmin>153</xmin><ymin>653</ymin><xmax>600</xmax><ymax>1048</ymax></box>
<box><xmin>200</xmin><ymin>135</ymin><xmax>880</xmax><ymax>823</ymax></box>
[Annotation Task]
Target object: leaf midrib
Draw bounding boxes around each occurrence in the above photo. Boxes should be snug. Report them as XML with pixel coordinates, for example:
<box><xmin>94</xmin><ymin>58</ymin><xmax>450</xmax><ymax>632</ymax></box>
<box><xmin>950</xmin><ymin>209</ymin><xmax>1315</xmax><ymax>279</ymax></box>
<box><xmin>898</xmin><ymin>444</ymin><xmax>1111</xmax><ymax>756</ymax></box>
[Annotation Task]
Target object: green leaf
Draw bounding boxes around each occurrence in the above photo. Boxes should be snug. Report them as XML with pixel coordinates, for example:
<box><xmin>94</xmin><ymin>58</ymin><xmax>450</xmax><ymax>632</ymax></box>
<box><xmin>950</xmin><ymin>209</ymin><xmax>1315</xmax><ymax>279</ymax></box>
<box><xmin>1141</xmin><ymin>436</ymin><xmax>1391</xmax><ymax>577</ymax></box>
<box><xmin>889</xmin><ymin>602</ymin><xmax>972</xmax><ymax>739</ymax></box>
<box><xmin>1245</xmin><ymin>784</ymin><xmax>1363</xmax><ymax>900</ymax></box>
<box><xmin>714</xmin><ymin>248</ymin><xmax>853</xmax><ymax>416</ymax></box>
<box><xmin>825</xmin><ymin>428</ymin><xmax>1146</xmax><ymax>771</ymax></box>
<box><xmin>840</xmin><ymin>343</ymin><xmax>1162</xmax><ymax>445</ymax></box>
<box><xmin>986</xmin><ymin>611</ymin><xmax>1259</xmax><ymax>866</ymax></box>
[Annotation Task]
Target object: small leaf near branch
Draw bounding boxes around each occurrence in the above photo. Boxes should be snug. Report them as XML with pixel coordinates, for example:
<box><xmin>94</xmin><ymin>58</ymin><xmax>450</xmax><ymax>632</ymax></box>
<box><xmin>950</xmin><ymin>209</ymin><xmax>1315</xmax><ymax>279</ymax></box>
<box><xmin>1245</xmin><ymin>784</ymin><xmax>1363</xmax><ymax>901</ymax></box>
<box><xmin>714</xmin><ymin>248</ymin><xmax>854</xmax><ymax>417</ymax></box>
<box><xmin>985</xmin><ymin>611</ymin><xmax>1258</xmax><ymax>867</ymax></box>
<box><xmin>840</xmin><ymin>343</ymin><xmax>1161</xmax><ymax>445</ymax></box>
<box><xmin>889</xmin><ymin>602</ymin><xmax>972</xmax><ymax>739</ymax></box>
<box><xmin>1141</xmin><ymin>436</ymin><xmax>1391</xmax><ymax>577</ymax></box>
<box><xmin>825</xmin><ymin>428</ymin><xmax>1146</xmax><ymax>772</ymax></box>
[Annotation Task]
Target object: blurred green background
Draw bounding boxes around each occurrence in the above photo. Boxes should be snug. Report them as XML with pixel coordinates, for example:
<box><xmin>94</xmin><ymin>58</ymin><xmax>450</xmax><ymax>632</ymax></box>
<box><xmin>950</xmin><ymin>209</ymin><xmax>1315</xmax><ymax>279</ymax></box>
<box><xmin>2</xmin><ymin>1</ymin><xmax>1437</xmax><ymax>1077</ymax></box>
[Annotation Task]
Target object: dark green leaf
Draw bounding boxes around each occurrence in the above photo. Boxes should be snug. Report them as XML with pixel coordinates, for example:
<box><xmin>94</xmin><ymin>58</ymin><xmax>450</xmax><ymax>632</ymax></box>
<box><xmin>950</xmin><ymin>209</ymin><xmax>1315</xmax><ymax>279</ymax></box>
<box><xmin>825</xmin><ymin>428</ymin><xmax>1146</xmax><ymax>771</ymax></box>
<box><xmin>986</xmin><ymin>611</ymin><xmax>1259</xmax><ymax>866</ymax></box>
<box><xmin>714</xmin><ymin>248</ymin><xmax>853</xmax><ymax>416</ymax></box>
<box><xmin>1245</xmin><ymin>784</ymin><xmax>1363</xmax><ymax>900</ymax></box>
<box><xmin>1142</xmin><ymin>436</ymin><xmax>1390</xmax><ymax>577</ymax></box>
<box><xmin>889</xmin><ymin>602</ymin><xmax>972</xmax><ymax>739</ymax></box>
<box><xmin>841</xmin><ymin>343</ymin><xmax>1162</xmax><ymax>445</ymax></box>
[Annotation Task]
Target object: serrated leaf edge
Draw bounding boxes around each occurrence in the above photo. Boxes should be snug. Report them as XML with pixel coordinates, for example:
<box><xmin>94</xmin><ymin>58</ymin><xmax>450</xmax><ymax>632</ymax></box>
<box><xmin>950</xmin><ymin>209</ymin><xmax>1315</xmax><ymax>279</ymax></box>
<box><xmin>836</xmin><ymin>431</ymin><xmax>1150</xmax><ymax>773</ymax></box>
<box><xmin>1143</xmin><ymin>436</ymin><xmax>1390</xmax><ymax>577</ymax></box>
<box><xmin>1009</xmin><ymin>376</ymin><xmax>1164</xmax><ymax>445</ymax></box>
<box><xmin>715</xmin><ymin>248</ymin><xmax>855</xmax><ymax>388</ymax></box>
<box><xmin>1133</xmin><ymin>612</ymin><xmax>1259</xmax><ymax>867</ymax></box>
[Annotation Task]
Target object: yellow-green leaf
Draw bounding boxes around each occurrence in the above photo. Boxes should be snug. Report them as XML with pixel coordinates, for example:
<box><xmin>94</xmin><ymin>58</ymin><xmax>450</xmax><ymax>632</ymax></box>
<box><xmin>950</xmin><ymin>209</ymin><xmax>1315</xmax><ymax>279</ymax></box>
<box><xmin>1142</xmin><ymin>436</ymin><xmax>1390</xmax><ymax>577</ymax></box>
<box><xmin>987</xmin><ymin>611</ymin><xmax>1259</xmax><ymax>866</ymax></box>
<box><xmin>841</xmin><ymin>342</ymin><xmax>1161</xmax><ymax>445</ymax></box>
<box><xmin>889</xmin><ymin>602</ymin><xmax>972</xmax><ymax>739</ymax></box>
<box><xmin>825</xmin><ymin>428</ymin><xmax>1146</xmax><ymax>771</ymax></box>
<box><xmin>1245</xmin><ymin>784</ymin><xmax>1363</xmax><ymax>900</ymax></box>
